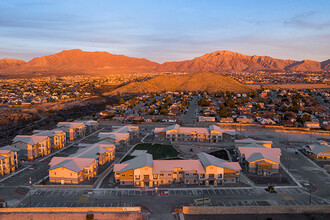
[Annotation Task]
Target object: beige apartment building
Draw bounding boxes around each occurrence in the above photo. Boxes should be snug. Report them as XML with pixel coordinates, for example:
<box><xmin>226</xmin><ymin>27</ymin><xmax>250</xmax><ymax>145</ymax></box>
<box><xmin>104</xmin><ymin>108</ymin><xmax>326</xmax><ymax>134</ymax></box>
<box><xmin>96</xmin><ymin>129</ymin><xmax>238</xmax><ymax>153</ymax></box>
<box><xmin>154</xmin><ymin>124</ymin><xmax>235</xmax><ymax>143</ymax></box>
<box><xmin>57</xmin><ymin>122</ymin><xmax>85</xmax><ymax>141</ymax></box>
<box><xmin>48</xmin><ymin>141</ymin><xmax>115</xmax><ymax>184</ymax></box>
<box><xmin>33</xmin><ymin>129</ymin><xmax>66</xmax><ymax>150</ymax></box>
<box><xmin>12</xmin><ymin>135</ymin><xmax>51</xmax><ymax>160</ymax></box>
<box><xmin>238</xmin><ymin>146</ymin><xmax>281</xmax><ymax>176</ymax></box>
<box><xmin>98</xmin><ymin>125</ymin><xmax>139</xmax><ymax>147</ymax></box>
<box><xmin>0</xmin><ymin>146</ymin><xmax>20</xmax><ymax>176</ymax></box>
<box><xmin>49</xmin><ymin>157</ymin><xmax>97</xmax><ymax>184</ymax></box>
<box><xmin>114</xmin><ymin>152</ymin><xmax>241</xmax><ymax>187</ymax></box>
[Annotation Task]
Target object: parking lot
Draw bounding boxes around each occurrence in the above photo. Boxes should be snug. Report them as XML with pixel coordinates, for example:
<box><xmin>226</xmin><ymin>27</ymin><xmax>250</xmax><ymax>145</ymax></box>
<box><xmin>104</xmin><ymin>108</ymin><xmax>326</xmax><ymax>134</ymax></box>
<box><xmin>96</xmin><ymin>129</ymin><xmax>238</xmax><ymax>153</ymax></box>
<box><xmin>14</xmin><ymin>185</ymin><xmax>330</xmax><ymax>211</ymax></box>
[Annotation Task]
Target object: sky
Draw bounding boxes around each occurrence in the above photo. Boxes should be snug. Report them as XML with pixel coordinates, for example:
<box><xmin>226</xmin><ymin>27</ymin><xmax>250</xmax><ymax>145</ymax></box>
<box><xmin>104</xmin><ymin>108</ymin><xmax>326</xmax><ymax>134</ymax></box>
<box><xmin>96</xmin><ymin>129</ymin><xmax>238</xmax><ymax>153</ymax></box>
<box><xmin>0</xmin><ymin>0</ymin><xmax>329</xmax><ymax>63</ymax></box>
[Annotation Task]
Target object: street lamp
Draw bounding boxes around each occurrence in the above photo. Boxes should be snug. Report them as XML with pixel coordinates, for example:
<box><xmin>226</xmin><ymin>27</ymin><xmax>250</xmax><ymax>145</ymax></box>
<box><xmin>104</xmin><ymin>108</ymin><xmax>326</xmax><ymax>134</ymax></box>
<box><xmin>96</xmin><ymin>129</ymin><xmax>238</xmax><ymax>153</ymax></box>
<box><xmin>29</xmin><ymin>177</ymin><xmax>32</xmax><ymax>207</ymax></box>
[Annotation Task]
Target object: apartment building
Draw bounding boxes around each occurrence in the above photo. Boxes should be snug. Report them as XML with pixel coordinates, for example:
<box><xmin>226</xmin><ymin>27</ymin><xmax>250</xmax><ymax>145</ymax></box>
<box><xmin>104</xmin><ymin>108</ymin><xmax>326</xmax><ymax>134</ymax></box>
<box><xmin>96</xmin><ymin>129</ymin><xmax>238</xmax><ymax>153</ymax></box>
<box><xmin>33</xmin><ymin>129</ymin><xmax>66</xmax><ymax>150</ymax></box>
<box><xmin>57</xmin><ymin>122</ymin><xmax>85</xmax><ymax>141</ymax></box>
<box><xmin>154</xmin><ymin>124</ymin><xmax>235</xmax><ymax>143</ymax></box>
<box><xmin>197</xmin><ymin>152</ymin><xmax>241</xmax><ymax>185</ymax></box>
<box><xmin>113</xmin><ymin>152</ymin><xmax>241</xmax><ymax>187</ymax></box>
<box><xmin>12</xmin><ymin>135</ymin><xmax>51</xmax><ymax>160</ymax></box>
<box><xmin>48</xmin><ymin>141</ymin><xmax>115</xmax><ymax>184</ymax></box>
<box><xmin>75</xmin><ymin>120</ymin><xmax>99</xmax><ymax>134</ymax></box>
<box><xmin>72</xmin><ymin>141</ymin><xmax>116</xmax><ymax>165</ymax></box>
<box><xmin>235</xmin><ymin>138</ymin><xmax>273</xmax><ymax>148</ymax></box>
<box><xmin>238</xmin><ymin>146</ymin><xmax>281</xmax><ymax>176</ymax></box>
<box><xmin>49</xmin><ymin>157</ymin><xmax>97</xmax><ymax>184</ymax></box>
<box><xmin>0</xmin><ymin>146</ymin><xmax>20</xmax><ymax>176</ymax></box>
<box><xmin>98</xmin><ymin>125</ymin><xmax>139</xmax><ymax>146</ymax></box>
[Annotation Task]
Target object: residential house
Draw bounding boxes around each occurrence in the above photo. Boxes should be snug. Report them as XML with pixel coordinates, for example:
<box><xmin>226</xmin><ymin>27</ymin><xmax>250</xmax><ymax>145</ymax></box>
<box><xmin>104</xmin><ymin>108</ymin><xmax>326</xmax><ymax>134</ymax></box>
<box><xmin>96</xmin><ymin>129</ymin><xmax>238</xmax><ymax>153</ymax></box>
<box><xmin>198</xmin><ymin>116</ymin><xmax>216</xmax><ymax>122</ymax></box>
<box><xmin>259</xmin><ymin>118</ymin><xmax>276</xmax><ymax>125</ymax></box>
<box><xmin>12</xmin><ymin>135</ymin><xmax>51</xmax><ymax>160</ymax></box>
<box><xmin>0</xmin><ymin>146</ymin><xmax>20</xmax><ymax>176</ymax></box>
<box><xmin>236</xmin><ymin>117</ymin><xmax>254</xmax><ymax>124</ymax></box>
<box><xmin>219</xmin><ymin>117</ymin><xmax>234</xmax><ymax>123</ymax></box>
<box><xmin>304</xmin><ymin>121</ymin><xmax>321</xmax><ymax>129</ymax></box>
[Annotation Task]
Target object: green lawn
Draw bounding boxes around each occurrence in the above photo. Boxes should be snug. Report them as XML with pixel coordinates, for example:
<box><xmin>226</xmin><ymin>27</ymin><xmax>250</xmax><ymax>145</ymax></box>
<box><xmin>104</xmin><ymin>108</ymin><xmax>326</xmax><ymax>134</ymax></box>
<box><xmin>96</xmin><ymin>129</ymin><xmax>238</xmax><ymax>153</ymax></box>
<box><xmin>122</xmin><ymin>143</ymin><xmax>180</xmax><ymax>162</ymax></box>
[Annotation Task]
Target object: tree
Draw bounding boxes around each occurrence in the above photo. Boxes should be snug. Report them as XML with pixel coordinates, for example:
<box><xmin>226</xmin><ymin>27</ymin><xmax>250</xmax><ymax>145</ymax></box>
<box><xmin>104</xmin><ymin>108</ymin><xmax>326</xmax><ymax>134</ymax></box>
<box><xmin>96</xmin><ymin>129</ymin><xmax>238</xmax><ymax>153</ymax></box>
<box><xmin>118</xmin><ymin>98</ymin><xmax>125</xmax><ymax>105</ymax></box>
<box><xmin>160</xmin><ymin>108</ymin><xmax>168</xmax><ymax>115</ymax></box>
<box><xmin>198</xmin><ymin>99</ymin><xmax>210</xmax><ymax>106</ymax></box>
<box><xmin>149</xmin><ymin>107</ymin><xmax>155</xmax><ymax>115</ymax></box>
<box><xmin>104</xmin><ymin>112</ymin><xmax>115</xmax><ymax>119</ymax></box>
<box><xmin>219</xmin><ymin>109</ymin><xmax>228</xmax><ymax>118</ymax></box>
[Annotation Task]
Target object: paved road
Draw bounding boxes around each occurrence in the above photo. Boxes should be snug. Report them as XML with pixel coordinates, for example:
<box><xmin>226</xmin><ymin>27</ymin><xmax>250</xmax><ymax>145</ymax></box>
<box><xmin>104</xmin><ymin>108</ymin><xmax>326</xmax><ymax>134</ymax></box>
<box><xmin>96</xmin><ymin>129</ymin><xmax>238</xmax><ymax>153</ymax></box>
<box><xmin>182</xmin><ymin>96</ymin><xmax>198</xmax><ymax>125</ymax></box>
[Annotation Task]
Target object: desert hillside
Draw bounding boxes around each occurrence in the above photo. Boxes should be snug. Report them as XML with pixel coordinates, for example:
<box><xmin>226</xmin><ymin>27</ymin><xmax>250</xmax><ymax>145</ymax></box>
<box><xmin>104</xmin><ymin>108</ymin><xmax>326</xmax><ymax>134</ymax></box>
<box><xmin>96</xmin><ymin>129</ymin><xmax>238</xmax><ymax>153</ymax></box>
<box><xmin>111</xmin><ymin>72</ymin><xmax>253</xmax><ymax>94</ymax></box>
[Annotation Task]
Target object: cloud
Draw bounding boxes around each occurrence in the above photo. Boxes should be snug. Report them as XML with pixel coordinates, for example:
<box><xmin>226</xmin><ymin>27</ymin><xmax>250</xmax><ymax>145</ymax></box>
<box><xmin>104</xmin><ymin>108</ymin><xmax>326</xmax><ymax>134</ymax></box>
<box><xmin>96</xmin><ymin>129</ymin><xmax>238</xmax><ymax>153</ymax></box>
<box><xmin>283</xmin><ymin>11</ymin><xmax>330</xmax><ymax>30</ymax></box>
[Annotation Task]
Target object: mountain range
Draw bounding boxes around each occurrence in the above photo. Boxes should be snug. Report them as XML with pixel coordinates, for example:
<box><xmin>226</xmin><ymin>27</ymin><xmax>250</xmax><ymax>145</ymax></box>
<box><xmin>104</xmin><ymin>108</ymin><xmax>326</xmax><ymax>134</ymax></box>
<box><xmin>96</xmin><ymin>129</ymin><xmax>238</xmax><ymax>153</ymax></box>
<box><xmin>0</xmin><ymin>49</ymin><xmax>329</xmax><ymax>76</ymax></box>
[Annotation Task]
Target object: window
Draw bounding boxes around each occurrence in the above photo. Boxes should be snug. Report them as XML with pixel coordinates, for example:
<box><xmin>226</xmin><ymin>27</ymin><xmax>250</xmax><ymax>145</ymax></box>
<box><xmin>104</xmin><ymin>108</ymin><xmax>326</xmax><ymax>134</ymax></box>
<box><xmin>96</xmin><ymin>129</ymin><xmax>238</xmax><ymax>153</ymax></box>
<box><xmin>54</xmin><ymin>172</ymin><xmax>56</xmax><ymax>175</ymax></box>
<box><xmin>185</xmin><ymin>173</ymin><xmax>189</xmax><ymax>176</ymax></box>
<box><xmin>185</xmin><ymin>180</ymin><xmax>189</xmax><ymax>184</ymax></box>
<box><xmin>135</xmin><ymin>175</ymin><xmax>140</xmax><ymax>179</ymax></box>
<box><xmin>161</xmin><ymin>180</ymin><xmax>163</xmax><ymax>184</ymax></box>
<box><xmin>168</xmin><ymin>180</ymin><xmax>171</xmax><ymax>184</ymax></box>
<box><xmin>121</xmin><ymin>174</ymin><xmax>126</xmax><ymax>177</ymax></box>
<box><xmin>160</xmin><ymin>174</ymin><xmax>164</xmax><ymax>176</ymax></box>
<box><xmin>168</xmin><ymin>173</ymin><xmax>171</xmax><ymax>176</ymax></box>
<box><xmin>209</xmin><ymin>174</ymin><xmax>214</xmax><ymax>178</ymax></box>
<box><xmin>144</xmin><ymin>175</ymin><xmax>149</xmax><ymax>179</ymax></box>
<box><xmin>129</xmin><ymin>174</ymin><xmax>133</xmax><ymax>177</ymax></box>
<box><xmin>218</xmin><ymin>174</ymin><xmax>222</xmax><ymax>178</ymax></box>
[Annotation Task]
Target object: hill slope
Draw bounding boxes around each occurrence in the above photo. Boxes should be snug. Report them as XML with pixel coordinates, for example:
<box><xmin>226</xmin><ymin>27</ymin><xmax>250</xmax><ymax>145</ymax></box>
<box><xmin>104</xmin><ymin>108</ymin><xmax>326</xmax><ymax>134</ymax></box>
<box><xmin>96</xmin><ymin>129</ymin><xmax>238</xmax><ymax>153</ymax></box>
<box><xmin>111</xmin><ymin>72</ymin><xmax>253</xmax><ymax>94</ymax></box>
<box><xmin>0</xmin><ymin>58</ymin><xmax>26</xmax><ymax>69</ymax></box>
